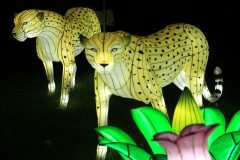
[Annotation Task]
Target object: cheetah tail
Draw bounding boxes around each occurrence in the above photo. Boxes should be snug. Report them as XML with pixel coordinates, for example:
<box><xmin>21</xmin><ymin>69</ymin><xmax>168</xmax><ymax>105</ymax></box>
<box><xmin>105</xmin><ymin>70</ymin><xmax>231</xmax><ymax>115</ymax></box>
<box><xmin>202</xmin><ymin>66</ymin><xmax>223</xmax><ymax>103</ymax></box>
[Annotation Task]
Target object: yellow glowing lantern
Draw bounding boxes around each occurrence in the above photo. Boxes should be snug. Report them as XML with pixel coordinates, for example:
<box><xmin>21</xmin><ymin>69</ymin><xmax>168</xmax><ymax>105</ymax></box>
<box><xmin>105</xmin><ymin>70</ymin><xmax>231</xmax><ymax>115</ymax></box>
<box><xmin>12</xmin><ymin>7</ymin><xmax>101</xmax><ymax>107</ymax></box>
<box><xmin>82</xmin><ymin>23</ymin><xmax>223</xmax><ymax>159</ymax></box>
<box><xmin>172</xmin><ymin>87</ymin><xmax>204</xmax><ymax>134</ymax></box>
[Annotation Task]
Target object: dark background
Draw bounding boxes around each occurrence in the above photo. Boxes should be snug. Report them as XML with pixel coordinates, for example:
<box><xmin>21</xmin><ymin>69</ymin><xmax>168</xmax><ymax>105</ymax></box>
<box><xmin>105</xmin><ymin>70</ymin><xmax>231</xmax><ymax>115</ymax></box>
<box><xmin>0</xmin><ymin>0</ymin><xmax>239</xmax><ymax>159</ymax></box>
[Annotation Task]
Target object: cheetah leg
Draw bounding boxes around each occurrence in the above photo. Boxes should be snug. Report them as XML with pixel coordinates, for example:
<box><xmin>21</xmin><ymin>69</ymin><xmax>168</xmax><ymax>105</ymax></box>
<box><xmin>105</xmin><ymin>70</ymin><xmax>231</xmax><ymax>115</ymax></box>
<box><xmin>58</xmin><ymin>22</ymin><xmax>76</xmax><ymax>108</ymax></box>
<box><xmin>188</xmin><ymin>75</ymin><xmax>204</xmax><ymax>107</ymax></box>
<box><xmin>173</xmin><ymin>70</ymin><xmax>189</xmax><ymax>90</ymax></box>
<box><xmin>43</xmin><ymin>61</ymin><xmax>55</xmax><ymax>95</ymax></box>
<box><xmin>59</xmin><ymin>63</ymin><xmax>75</xmax><ymax>108</ymax></box>
<box><xmin>174</xmin><ymin>70</ymin><xmax>204</xmax><ymax>106</ymax></box>
<box><xmin>70</xmin><ymin>63</ymin><xmax>77</xmax><ymax>89</ymax></box>
<box><xmin>95</xmin><ymin>73</ymin><xmax>111</xmax><ymax>160</ymax></box>
<box><xmin>183</xmin><ymin>64</ymin><xmax>205</xmax><ymax>107</ymax></box>
<box><xmin>151</xmin><ymin>89</ymin><xmax>168</xmax><ymax>117</ymax></box>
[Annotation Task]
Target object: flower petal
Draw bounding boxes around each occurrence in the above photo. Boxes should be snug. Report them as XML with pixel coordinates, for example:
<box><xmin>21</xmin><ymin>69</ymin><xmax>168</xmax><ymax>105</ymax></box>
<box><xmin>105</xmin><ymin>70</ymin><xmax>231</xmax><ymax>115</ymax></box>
<box><xmin>177</xmin><ymin>124</ymin><xmax>218</xmax><ymax>160</ymax></box>
<box><xmin>180</xmin><ymin>124</ymin><xmax>218</xmax><ymax>137</ymax></box>
<box><xmin>154</xmin><ymin>140</ymin><xmax>182</xmax><ymax>160</ymax></box>
<box><xmin>154</xmin><ymin>132</ymin><xmax>181</xmax><ymax>160</ymax></box>
<box><xmin>180</xmin><ymin>124</ymin><xmax>206</xmax><ymax>136</ymax></box>
<box><xmin>154</xmin><ymin>132</ymin><xmax>179</xmax><ymax>142</ymax></box>
<box><xmin>177</xmin><ymin>135</ymin><xmax>195</xmax><ymax>160</ymax></box>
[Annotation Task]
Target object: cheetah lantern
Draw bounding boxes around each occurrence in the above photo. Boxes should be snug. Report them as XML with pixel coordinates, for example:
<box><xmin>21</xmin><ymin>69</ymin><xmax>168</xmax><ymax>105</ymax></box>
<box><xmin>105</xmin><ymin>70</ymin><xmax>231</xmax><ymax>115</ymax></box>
<box><xmin>12</xmin><ymin>7</ymin><xmax>101</xmax><ymax>107</ymax></box>
<box><xmin>82</xmin><ymin>23</ymin><xmax>223</xmax><ymax>159</ymax></box>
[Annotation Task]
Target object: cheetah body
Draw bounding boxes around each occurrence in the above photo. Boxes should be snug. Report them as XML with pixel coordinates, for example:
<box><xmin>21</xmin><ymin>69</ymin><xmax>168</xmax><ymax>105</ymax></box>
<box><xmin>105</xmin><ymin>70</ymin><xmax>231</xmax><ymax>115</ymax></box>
<box><xmin>12</xmin><ymin>7</ymin><xmax>101</xmax><ymax>107</ymax></box>
<box><xmin>84</xmin><ymin>23</ymin><xmax>222</xmax><ymax>121</ymax></box>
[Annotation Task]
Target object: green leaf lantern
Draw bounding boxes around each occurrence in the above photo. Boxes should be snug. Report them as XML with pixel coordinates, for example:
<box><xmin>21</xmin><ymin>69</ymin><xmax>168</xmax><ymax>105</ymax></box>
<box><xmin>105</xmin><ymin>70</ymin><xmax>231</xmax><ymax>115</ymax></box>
<box><xmin>226</xmin><ymin>110</ymin><xmax>240</xmax><ymax>133</ymax></box>
<box><xmin>95</xmin><ymin>126</ymin><xmax>137</xmax><ymax>160</ymax></box>
<box><xmin>210</xmin><ymin>131</ymin><xmax>240</xmax><ymax>160</ymax></box>
<box><xmin>104</xmin><ymin>143</ymin><xmax>152</xmax><ymax>160</ymax></box>
<box><xmin>131</xmin><ymin>106</ymin><xmax>172</xmax><ymax>155</ymax></box>
<box><xmin>200</xmin><ymin>106</ymin><xmax>226</xmax><ymax>148</ymax></box>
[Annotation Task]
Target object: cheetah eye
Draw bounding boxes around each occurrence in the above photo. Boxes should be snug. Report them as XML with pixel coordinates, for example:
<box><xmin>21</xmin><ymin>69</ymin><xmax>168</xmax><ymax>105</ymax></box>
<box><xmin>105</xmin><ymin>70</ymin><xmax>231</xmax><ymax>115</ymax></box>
<box><xmin>86</xmin><ymin>44</ymin><xmax>97</xmax><ymax>53</ymax></box>
<box><xmin>111</xmin><ymin>44</ymin><xmax>121</xmax><ymax>52</ymax></box>
<box><xmin>111</xmin><ymin>48</ymin><xmax>118</xmax><ymax>52</ymax></box>
<box><xmin>23</xmin><ymin>22</ymin><xmax>28</xmax><ymax>25</ymax></box>
<box><xmin>90</xmin><ymin>47</ymin><xmax>97</xmax><ymax>52</ymax></box>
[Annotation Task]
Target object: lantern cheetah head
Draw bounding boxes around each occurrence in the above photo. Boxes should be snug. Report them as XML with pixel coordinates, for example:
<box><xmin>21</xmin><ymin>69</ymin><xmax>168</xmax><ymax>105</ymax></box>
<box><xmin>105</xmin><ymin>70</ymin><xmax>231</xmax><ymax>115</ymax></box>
<box><xmin>12</xmin><ymin>10</ymin><xmax>45</xmax><ymax>42</ymax></box>
<box><xmin>82</xmin><ymin>32</ymin><xmax>131</xmax><ymax>74</ymax></box>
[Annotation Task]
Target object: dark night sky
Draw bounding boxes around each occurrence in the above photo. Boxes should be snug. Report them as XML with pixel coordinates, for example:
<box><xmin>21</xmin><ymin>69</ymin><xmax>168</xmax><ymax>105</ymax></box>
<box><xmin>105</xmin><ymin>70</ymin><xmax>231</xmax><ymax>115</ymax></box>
<box><xmin>0</xmin><ymin>0</ymin><xmax>239</xmax><ymax>114</ymax></box>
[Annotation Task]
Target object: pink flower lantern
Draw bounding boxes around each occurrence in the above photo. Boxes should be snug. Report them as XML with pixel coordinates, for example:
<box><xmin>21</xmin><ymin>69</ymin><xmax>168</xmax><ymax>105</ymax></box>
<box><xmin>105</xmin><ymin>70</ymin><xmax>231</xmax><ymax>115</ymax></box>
<box><xmin>154</xmin><ymin>124</ymin><xmax>218</xmax><ymax>160</ymax></box>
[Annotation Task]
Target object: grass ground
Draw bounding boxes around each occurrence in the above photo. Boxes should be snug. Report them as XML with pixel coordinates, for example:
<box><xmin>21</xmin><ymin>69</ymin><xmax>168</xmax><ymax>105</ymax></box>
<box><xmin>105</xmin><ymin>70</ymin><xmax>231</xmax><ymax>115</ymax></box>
<box><xmin>0</xmin><ymin>58</ymin><xmax>239</xmax><ymax>160</ymax></box>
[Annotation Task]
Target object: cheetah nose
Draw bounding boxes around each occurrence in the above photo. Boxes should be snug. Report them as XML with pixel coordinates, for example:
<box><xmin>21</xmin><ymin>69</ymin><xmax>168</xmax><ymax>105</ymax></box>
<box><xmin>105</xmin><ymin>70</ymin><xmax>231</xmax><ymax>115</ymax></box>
<box><xmin>100</xmin><ymin>64</ymin><xmax>108</xmax><ymax>68</ymax></box>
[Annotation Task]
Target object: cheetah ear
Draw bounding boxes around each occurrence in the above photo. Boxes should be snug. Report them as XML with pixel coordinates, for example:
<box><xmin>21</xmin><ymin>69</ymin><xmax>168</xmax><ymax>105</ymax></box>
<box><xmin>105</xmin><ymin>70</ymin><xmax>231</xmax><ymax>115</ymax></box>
<box><xmin>123</xmin><ymin>35</ymin><xmax>131</xmax><ymax>47</ymax></box>
<box><xmin>79</xmin><ymin>35</ymin><xmax>88</xmax><ymax>47</ymax></box>
<box><xmin>13</xmin><ymin>12</ymin><xmax>18</xmax><ymax>17</ymax></box>
<box><xmin>36</xmin><ymin>12</ymin><xmax>44</xmax><ymax>21</ymax></box>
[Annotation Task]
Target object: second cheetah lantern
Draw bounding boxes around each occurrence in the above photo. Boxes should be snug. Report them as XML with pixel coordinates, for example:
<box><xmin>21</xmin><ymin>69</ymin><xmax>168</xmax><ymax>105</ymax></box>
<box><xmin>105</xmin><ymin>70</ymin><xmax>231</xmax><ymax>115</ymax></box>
<box><xmin>82</xmin><ymin>23</ymin><xmax>223</xmax><ymax>159</ymax></box>
<box><xmin>12</xmin><ymin>7</ymin><xmax>101</xmax><ymax>107</ymax></box>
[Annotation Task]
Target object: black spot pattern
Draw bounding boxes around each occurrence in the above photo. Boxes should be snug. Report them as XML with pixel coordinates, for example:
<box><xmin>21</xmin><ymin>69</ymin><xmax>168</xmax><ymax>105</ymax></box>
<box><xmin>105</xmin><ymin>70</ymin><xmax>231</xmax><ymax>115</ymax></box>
<box><xmin>84</xmin><ymin>23</ymin><xmax>223</xmax><ymax>131</ymax></box>
<box><xmin>13</xmin><ymin>7</ymin><xmax>101</xmax><ymax>107</ymax></box>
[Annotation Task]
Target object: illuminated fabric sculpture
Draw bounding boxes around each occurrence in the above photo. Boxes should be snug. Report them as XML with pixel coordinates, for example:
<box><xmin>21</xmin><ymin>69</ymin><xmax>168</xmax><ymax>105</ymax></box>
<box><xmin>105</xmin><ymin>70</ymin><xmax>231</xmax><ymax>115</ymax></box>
<box><xmin>201</xmin><ymin>107</ymin><xmax>240</xmax><ymax>160</ymax></box>
<box><xmin>94</xmin><ymin>87</ymin><xmax>205</xmax><ymax>159</ymax></box>
<box><xmin>12</xmin><ymin>7</ymin><xmax>101</xmax><ymax>107</ymax></box>
<box><xmin>172</xmin><ymin>86</ymin><xmax>204</xmax><ymax>134</ymax></box>
<box><xmin>154</xmin><ymin>124</ymin><xmax>217</xmax><ymax>160</ymax></box>
<box><xmin>82</xmin><ymin>23</ymin><xmax>224</xmax><ymax>159</ymax></box>
<box><xmin>95</xmin><ymin>88</ymin><xmax>239</xmax><ymax>160</ymax></box>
